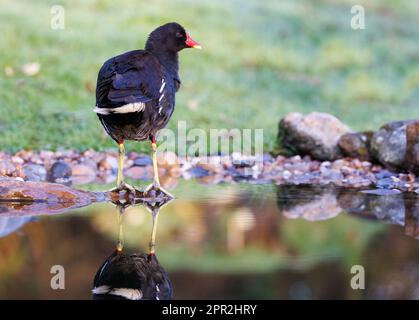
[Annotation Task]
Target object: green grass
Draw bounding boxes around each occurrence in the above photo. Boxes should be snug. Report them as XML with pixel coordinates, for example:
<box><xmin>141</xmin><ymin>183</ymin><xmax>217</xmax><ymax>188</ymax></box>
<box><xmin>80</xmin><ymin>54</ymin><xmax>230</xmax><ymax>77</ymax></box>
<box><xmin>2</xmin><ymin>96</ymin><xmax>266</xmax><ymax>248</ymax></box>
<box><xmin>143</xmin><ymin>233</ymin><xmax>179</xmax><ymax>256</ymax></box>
<box><xmin>0</xmin><ymin>0</ymin><xmax>418</xmax><ymax>153</ymax></box>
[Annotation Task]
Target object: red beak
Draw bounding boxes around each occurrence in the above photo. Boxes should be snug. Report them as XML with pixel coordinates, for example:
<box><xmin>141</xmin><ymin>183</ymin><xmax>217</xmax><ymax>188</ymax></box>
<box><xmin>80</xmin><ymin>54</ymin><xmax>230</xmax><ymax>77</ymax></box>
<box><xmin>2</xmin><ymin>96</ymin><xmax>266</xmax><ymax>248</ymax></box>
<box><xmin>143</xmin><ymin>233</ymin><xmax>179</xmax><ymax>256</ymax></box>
<box><xmin>185</xmin><ymin>33</ymin><xmax>202</xmax><ymax>49</ymax></box>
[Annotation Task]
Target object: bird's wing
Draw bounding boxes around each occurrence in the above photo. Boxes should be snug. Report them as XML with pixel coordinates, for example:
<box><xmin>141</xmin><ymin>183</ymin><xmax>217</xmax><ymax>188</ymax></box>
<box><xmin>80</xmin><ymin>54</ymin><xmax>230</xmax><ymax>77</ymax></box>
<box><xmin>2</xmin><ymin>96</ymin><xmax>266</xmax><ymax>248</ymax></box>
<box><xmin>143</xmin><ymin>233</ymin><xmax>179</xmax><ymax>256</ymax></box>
<box><xmin>95</xmin><ymin>50</ymin><xmax>164</xmax><ymax>114</ymax></box>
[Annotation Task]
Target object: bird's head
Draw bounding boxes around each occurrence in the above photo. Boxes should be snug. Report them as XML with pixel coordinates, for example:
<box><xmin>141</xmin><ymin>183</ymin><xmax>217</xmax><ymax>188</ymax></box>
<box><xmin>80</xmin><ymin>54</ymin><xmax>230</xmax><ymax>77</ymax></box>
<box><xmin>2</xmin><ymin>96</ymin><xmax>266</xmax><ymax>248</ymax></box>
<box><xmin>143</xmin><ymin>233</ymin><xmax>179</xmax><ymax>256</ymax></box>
<box><xmin>145</xmin><ymin>22</ymin><xmax>201</xmax><ymax>53</ymax></box>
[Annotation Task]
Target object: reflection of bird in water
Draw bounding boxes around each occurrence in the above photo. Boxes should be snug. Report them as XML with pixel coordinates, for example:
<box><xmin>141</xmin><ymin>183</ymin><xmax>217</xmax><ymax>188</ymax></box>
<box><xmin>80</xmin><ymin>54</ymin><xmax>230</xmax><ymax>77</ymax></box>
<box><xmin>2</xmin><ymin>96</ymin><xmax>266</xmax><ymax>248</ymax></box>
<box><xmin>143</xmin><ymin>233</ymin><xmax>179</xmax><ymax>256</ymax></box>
<box><xmin>93</xmin><ymin>22</ymin><xmax>201</xmax><ymax>198</ymax></box>
<box><xmin>92</xmin><ymin>251</ymin><xmax>172</xmax><ymax>300</ymax></box>
<box><xmin>92</xmin><ymin>199</ymin><xmax>173</xmax><ymax>300</ymax></box>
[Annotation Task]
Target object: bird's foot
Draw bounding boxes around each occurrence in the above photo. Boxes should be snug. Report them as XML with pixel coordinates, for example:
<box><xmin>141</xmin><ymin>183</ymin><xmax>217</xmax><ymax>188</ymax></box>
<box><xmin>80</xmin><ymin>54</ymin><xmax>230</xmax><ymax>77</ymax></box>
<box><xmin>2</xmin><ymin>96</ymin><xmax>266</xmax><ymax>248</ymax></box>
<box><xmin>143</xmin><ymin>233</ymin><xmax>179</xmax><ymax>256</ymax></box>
<box><xmin>108</xmin><ymin>181</ymin><xmax>137</xmax><ymax>194</ymax></box>
<box><xmin>144</xmin><ymin>183</ymin><xmax>174</xmax><ymax>200</ymax></box>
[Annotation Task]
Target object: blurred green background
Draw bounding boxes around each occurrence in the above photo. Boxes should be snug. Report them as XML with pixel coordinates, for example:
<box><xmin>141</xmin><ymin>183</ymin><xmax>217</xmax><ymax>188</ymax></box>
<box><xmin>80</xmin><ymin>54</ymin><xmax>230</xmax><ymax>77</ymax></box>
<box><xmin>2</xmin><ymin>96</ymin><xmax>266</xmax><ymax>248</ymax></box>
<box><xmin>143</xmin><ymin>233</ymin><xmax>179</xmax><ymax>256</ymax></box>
<box><xmin>0</xmin><ymin>0</ymin><xmax>418</xmax><ymax>153</ymax></box>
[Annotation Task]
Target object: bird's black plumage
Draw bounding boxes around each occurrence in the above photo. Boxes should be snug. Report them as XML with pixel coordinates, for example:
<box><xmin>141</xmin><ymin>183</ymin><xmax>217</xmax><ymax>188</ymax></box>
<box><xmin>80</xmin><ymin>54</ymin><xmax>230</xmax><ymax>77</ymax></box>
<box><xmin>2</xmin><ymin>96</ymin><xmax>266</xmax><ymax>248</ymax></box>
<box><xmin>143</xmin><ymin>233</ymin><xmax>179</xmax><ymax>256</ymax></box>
<box><xmin>95</xmin><ymin>22</ymin><xmax>192</xmax><ymax>143</ymax></box>
<box><xmin>92</xmin><ymin>251</ymin><xmax>173</xmax><ymax>300</ymax></box>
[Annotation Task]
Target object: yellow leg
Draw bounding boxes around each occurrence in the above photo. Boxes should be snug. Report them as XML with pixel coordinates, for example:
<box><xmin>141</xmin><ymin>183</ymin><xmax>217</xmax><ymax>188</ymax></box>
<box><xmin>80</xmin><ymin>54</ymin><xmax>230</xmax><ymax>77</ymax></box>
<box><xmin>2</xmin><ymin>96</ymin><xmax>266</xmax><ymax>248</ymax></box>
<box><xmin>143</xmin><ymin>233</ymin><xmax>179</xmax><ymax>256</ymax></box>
<box><xmin>116</xmin><ymin>206</ymin><xmax>124</xmax><ymax>252</ymax></box>
<box><xmin>145</xmin><ymin>141</ymin><xmax>174</xmax><ymax>198</ymax></box>
<box><xmin>149</xmin><ymin>209</ymin><xmax>159</xmax><ymax>254</ymax></box>
<box><xmin>151</xmin><ymin>142</ymin><xmax>160</xmax><ymax>186</ymax></box>
<box><xmin>116</xmin><ymin>143</ymin><xmax>125</xmax><ymax>187</ymax></box>
<box><xmin>109</xmin><ymin>143</ymin><xmax>135</xmax><ymax>193</ymax></box>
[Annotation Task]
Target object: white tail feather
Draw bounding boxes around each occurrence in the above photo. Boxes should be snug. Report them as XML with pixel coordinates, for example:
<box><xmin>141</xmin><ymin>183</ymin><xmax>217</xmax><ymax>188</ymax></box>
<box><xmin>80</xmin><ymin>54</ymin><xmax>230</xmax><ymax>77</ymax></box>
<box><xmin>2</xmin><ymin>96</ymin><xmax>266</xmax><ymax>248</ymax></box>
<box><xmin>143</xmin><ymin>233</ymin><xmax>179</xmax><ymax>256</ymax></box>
<box><xmin>93</xmin><ymin>102</ymin><xmax>146</xmax><ymax>115</ymax></box>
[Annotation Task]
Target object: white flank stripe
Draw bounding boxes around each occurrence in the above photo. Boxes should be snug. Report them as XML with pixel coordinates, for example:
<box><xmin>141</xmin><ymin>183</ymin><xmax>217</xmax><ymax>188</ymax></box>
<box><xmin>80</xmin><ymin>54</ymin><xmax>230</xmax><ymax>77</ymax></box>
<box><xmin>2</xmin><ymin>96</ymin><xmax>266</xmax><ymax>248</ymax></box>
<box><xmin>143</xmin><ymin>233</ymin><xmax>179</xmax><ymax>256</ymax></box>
<box><xmin>159</xmin><ymin>80</ymin><xmax>166</xmax><ymax>93</ymax></box>
<box><xmin>109</xmin><ymin>288</ymin><xmax>143</xmax><ymax>300</ymax></box>
<box><xmin>93</xmin><ymin>102</ymin><xmax>145</xmax><ymax>115</ymax></box>
<box><xmin>159</xmin><ymin>93</ymin><xmax>164</xmax><ymax>102</ymax></box>
<box><xmin>92</xmin><ymin>285</ymin><xmax>111</xmax><ymax>294</ymax></box>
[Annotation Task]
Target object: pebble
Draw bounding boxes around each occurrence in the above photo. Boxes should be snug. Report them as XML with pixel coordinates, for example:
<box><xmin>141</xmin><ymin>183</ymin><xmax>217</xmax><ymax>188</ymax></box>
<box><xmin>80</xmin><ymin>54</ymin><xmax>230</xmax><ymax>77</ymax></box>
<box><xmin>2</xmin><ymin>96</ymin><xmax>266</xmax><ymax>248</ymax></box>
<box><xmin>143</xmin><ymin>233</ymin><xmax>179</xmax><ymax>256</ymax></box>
<box><xmin>98</xmin><ymin>156</ymin><xmax>118</xmax><ymax>171</ymax></box>
<box><xmin>187</xmin><ymin>166</ymin><xmax>211</xmax><ymax>178</ymax></box>
<box><xmin>49</xmin><ymin>161</ymin><xmax>72</xmax><ymax>182</ymax></box>
<box><xmin>71</xmin><ymin>164</ymin><xmax>97</xmax><ymax>184</ymax></box>
<box><xmin>125</xmin><ymin>166</ymin><xmax>151</xmax><ymax>180</ymax></box>
<box><xmin>0</xmin><ymin>150</ymin><xmax>418</xmax><ymax>192</ymax></box>
<box><xmin>0</xmin><ymin>161</ymin><xmax>16</xmax><ymax>176</ymax></box>
<box><xmin>133</xmin><ymin>155</ymin><xmax>153</xmax><ymax>167</ymax></box>
<box><xmin>23</xmin><ymin>164</ymin><xmax>47</xmax><ymax>182</ymax></box>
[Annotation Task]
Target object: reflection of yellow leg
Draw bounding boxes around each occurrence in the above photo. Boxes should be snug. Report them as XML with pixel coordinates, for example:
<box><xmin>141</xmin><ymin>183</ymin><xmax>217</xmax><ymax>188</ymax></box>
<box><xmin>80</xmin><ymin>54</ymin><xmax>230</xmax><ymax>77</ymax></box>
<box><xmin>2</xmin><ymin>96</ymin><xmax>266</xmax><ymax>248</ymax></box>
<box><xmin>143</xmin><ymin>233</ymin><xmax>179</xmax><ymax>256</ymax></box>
<box><xmin>149</xmin><ymin>210</ymin><xmax>159</xmax><ymax>254</ymax></box>
<box><xmin>116</xmin><ymin>143</ymin><xmax>125</xmax><ymax>187</ymax></box>
<box><xmin>116</xmin><ymin>206</ymin><xmax>124</xmax><ymax>252</ymax></box>
<box><xmin>151</xmin><ymin>142</ymin><xmax>160</xmax><ymax>186</ymax></box>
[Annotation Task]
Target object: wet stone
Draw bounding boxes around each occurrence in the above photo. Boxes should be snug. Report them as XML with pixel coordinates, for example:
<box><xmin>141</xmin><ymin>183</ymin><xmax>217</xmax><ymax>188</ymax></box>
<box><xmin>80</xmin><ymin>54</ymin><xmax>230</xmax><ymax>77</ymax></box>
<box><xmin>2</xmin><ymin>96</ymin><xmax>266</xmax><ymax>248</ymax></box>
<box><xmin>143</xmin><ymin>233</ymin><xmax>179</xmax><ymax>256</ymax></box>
<box><xmin>0</xmin><ymin>161</ymin><xmax>16</xmax><ymax>176</ymax></box>
<box><xmin>133</xmin><ymin>155</ymin><xmax>153</xmax><ymax>167</ymax></box>
<box><xmin>375</xmin><ymin>170</ymin><xmax>396</xmax><ymax>180</ymax></box>
<box><xmin>263</xmin><ymin>153</ymin><xmax>274</xmax><ymax>163</ymax></box>
<box><xmin>98</xmin><ymin>155</ymin><xmax>118</xmax><ymax>172</ymax></box>
<box><xmin>23</xmin><ymin>164</ymin><xmax>47</xmax><ymax>182</ymax></box>
<box><xmin>406</xmin><ymin>121</ymin><xmax>419</xmax><ymax>174</ymax></box>
<box><xmin>338</xmin><ymin>131</ymin><xmax>373</xmax><ymax>161</ymax></box>
<box><xmin>278</xmin><ymin>112</ymin><xmax>352</xmax><ymax>160</ymax></box>
<box><xmin>125</xmin><ymin>166</ymin><xmax>151</xmax><ymax>180</ymax></box>
<box><xmin>188</xmin><ymin>166</ymin><xmax>211</xmax><ymax>178</ymax></box>
<box><xmin>375</xmin><ymin>177</ymin><xmax>399</xmax><ymax>189</ymax></box>
<box><xmin>49</xmin><ymin>161</ymin><xmax>72</xmax><ymax>182</ymax></box>
<box><xmin>71</xmin><ymin>164</ymin><xmax>97</xmax><ymax>184</ymax></box>
<box><xmin>233</xmin><ymin>159</ymin><xmax>254</xmax><ymax>168</ymax></box>
<box><xmin>370</xmin><ymin>120</ymin><xmax>415</xmax><ymax>170</ymax></box>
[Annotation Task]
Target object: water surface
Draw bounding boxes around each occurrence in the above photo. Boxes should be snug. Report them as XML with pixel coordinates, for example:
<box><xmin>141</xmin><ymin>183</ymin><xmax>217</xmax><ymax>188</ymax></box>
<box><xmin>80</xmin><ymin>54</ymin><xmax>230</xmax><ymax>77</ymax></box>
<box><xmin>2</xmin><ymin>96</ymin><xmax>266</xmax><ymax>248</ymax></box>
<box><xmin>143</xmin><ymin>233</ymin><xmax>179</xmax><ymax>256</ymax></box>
<box><xmin>0</xmin><ymin>181</ymin><xmax>418</xmax><ymax>299</ymax></box>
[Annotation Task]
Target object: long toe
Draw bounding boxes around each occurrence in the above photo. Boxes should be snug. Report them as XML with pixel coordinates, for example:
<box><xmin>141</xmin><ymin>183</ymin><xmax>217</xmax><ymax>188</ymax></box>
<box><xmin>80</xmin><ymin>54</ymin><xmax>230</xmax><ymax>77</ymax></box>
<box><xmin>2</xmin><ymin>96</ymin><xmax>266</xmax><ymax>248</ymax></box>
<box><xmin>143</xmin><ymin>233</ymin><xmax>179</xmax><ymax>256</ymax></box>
<box><xmin>108</xmin><ymin>182</ymin><xmax>137</xmax><ymax>195</ymax></box>
<box><xmin>119</xmin><ymin>182</ymin><xmax>136</xmax><ymax>193</ymax></box>
<box><xmin>145</xmin><ymin>184</ymin><xmax>174</xmax><ymax>200</ymax></box>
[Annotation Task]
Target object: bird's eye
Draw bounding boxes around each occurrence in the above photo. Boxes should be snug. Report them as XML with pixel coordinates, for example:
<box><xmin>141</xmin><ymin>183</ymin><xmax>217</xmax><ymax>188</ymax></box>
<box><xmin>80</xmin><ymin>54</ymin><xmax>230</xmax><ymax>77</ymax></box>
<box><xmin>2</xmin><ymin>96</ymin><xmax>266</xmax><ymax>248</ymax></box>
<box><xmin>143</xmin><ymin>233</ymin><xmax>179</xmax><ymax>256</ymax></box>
<box><xmin>175</xmin><ymin>32</ymin><xmax>183</xmax><ymax>38</ymax></box>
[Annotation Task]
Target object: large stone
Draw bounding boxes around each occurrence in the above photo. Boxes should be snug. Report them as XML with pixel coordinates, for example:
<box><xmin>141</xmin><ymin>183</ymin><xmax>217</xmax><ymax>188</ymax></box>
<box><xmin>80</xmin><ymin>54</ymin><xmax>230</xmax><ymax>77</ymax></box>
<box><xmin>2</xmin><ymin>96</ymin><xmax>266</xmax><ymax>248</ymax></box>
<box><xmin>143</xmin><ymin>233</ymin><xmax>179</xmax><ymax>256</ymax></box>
<box><xmin>370</xmin><ymin>120</ymin><xmax>415</xmax><ymax>171</ymax></box>
<box><xmin>338</xmin><ymin>131</ymin><xmax>373</xmax><ymax>161</ymax></box>
<box><xmin>406</xmin><ymin>121</ymin><xmax>419</xmax><ymax>174</ymax></box>
<box><xmin>0</xmin><ymin>180</ymin><xmax>98</xmax><ymax>216</ymax></box>
<box><xmin>278</xmin><ymin>112</ymin><xmax>352</xmax><ymax>160</ymax></box>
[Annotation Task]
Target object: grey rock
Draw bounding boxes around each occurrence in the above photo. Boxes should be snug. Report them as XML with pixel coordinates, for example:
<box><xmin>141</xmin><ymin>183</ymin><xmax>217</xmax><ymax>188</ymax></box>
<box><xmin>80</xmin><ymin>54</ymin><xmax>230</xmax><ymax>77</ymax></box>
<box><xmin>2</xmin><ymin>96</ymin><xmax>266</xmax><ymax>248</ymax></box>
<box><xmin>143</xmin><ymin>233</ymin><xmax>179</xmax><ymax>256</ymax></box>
<box><xmin>188</xmin><ymin>166</ymin><xmax>211</xmax><ymax>178</ymax></box>
<box><xmin>49</xmin><ymin>161</ymin><xmax>72</xmax><ymax>181</ymax></box>
<box><xmin>370</xmin><ymin>120</ymin><xmax>415</xmax><ymax>170</ymax></box>
<box><xmin>338</xmin><ymin>131</ymin><xmax>373</xmax><ymax>161</ymax></box>
<box><xmin>23</xmin><ymin>164</ymin><xmax>47</xmax><ymax>182</ymax></box>
<box><xmin>279</xmin><ymin>112</ymin><xmax>352</xmax><ymax>161</ymax></box>
<box><xmin>406</xmin><ymin>121</ymin><xmax>419</xmax><ymax>174</ymax></box>
<box><xmin>133</xmin><ymin>155</ymin><xmax>153</xmax><ymax>167</ymax></box>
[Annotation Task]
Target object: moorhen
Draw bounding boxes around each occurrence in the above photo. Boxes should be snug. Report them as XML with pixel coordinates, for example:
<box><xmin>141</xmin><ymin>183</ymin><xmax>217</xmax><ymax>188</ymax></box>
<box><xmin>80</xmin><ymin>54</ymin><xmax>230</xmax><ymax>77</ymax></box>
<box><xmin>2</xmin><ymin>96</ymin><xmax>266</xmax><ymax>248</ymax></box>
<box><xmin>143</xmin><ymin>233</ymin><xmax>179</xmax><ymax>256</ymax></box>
<box><xmin>92</xmin><ymin>198</ymin><xmax>173</xmax><ymax>300</ymax></box>
<box><xmin>93</xmin><ymin>22</ymin><xmax>201</xmax><ymax>197</ymax></box>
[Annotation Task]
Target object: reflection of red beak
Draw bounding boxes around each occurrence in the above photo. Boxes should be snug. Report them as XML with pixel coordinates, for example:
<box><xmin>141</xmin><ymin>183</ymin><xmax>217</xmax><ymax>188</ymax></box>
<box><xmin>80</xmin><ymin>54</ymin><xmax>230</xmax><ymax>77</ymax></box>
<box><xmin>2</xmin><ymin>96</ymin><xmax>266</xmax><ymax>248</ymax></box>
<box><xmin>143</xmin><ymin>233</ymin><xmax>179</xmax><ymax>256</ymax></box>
<box><xmin>185</xmin><ymin>33</ymin><xmax>202</xmax><ymax>49</ymax></box>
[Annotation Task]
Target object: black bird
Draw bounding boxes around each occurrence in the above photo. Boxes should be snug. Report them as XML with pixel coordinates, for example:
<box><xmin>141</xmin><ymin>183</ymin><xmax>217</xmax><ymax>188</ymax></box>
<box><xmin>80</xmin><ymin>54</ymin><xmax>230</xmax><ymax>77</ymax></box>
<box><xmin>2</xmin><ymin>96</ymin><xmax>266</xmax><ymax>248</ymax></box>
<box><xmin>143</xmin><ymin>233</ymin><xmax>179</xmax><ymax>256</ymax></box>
<box><xmin>92</xmin><ymin>251</ymin><xmax>173</xmax><ymax>300</ymax></box>
<box><xmin>94</xmin><ymin>22</ymin><xmax>201</xmax><ymax>196</ymax></box>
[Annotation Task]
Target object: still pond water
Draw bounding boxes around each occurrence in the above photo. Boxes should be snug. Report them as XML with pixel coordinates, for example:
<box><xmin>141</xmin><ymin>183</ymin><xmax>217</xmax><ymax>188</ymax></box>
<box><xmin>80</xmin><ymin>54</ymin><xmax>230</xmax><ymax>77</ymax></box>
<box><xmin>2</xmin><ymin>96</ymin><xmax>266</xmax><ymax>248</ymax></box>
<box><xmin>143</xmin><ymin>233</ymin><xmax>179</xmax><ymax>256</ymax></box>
<box><xmin>0</xmin><ymin>181</ymin><xmax>418</xmax><ymax>299</ymax></box>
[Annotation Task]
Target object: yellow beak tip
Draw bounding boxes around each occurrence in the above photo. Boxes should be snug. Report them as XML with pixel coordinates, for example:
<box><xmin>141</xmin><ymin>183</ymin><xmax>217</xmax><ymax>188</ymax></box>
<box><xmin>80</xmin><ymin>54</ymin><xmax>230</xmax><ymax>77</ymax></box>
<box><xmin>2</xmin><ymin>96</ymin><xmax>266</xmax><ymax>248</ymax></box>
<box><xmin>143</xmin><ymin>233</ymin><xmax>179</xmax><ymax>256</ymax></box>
<box><xmin>193</xmin><ymin>45</ymin><xmax>202</xmax><ymax>49</ymax></box>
